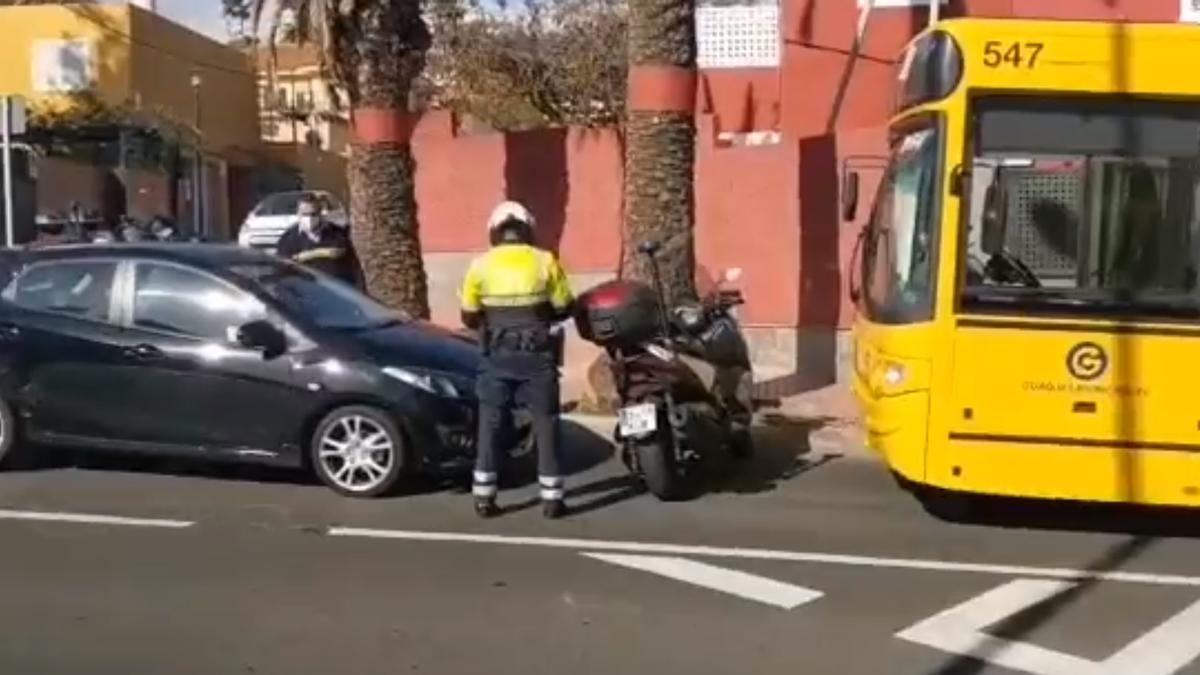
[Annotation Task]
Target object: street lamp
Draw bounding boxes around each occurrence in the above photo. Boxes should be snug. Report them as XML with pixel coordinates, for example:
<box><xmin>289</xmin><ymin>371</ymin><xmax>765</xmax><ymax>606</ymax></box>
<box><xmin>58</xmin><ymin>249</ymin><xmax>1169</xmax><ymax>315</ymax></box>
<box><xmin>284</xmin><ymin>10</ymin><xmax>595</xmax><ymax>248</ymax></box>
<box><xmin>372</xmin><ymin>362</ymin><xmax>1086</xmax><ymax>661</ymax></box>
<box><xmin>191</xmin><ymin>71</ymin><xmax>204</xmax><ymax>238</ymax></box>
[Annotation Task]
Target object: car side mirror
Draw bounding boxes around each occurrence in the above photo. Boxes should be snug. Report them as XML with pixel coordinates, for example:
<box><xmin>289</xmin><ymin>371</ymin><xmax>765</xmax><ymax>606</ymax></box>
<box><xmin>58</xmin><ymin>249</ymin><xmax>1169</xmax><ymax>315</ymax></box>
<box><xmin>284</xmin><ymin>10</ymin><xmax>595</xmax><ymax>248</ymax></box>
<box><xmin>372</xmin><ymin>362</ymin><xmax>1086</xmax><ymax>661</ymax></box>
<box><xmin>981</xmin><ymin>183</ymin><xmax>1006</xmax><ymax>256</ymax></box>
<box><xmin>841</xmin><ymin>171</ymin><xmax>860</xmax><ymax>222</ymax></box>
<box><xmin>236</xmin><ymin>320</ymin><xmax>287</xmax><ymax>359</ymax></box>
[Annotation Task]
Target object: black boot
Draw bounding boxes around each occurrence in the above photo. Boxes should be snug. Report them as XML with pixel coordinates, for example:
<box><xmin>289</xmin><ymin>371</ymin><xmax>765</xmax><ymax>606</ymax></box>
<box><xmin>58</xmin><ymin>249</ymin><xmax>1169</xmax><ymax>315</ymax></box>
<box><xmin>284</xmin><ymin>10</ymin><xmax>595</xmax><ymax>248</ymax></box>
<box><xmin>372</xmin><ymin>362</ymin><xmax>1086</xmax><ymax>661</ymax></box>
<box><xmin>542</xmin><ymin>499</ymin><xmax>566</xmax><ymax>520</ymax></box>
<box><xmin>475</xmin><ymin>498</ymin><xmax>500</xmax><ymax>519</ymax></box>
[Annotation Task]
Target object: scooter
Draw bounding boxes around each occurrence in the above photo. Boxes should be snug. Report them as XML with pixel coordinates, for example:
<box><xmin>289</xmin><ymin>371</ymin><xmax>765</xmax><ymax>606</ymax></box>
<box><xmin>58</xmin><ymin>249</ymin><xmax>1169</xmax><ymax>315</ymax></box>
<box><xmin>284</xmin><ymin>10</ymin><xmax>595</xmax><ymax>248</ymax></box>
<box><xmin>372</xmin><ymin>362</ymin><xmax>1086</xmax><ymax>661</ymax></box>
<box><xmin>575</xmin><ymin>242</ymin><xmax>754</xmax><ymax>500</ymax></box>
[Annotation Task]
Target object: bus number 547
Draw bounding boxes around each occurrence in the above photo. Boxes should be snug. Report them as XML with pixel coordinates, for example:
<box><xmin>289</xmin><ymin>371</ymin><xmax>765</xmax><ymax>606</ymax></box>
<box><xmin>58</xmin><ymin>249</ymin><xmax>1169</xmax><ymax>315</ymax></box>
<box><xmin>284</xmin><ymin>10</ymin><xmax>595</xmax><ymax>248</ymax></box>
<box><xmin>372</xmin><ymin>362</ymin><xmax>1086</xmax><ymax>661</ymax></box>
<box><xmin>983</xmin><ymin>41</ymin><xmax>1044</xmax><ymax>69</ymax></box>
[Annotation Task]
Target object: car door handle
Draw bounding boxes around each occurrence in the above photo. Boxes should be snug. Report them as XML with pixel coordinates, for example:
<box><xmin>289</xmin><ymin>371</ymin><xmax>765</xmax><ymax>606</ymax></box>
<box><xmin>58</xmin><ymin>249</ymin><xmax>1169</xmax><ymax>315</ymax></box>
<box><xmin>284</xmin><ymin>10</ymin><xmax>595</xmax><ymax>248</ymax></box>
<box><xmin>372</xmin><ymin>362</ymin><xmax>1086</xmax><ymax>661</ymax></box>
<box><xmin>123</xmin><ymin>343</ymin><xmax>164</xmax><ymax>360</ymax></box>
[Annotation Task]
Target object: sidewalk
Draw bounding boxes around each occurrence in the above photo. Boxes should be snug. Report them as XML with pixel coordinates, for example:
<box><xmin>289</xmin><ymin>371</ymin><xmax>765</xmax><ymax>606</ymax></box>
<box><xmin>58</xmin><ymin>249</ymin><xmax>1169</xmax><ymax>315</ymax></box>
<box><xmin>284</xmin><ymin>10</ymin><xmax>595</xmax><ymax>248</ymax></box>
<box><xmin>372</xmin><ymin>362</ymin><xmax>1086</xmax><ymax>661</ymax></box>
<box><xmin>566</xmin><ymin>384</ymin><xmax>867</xmax><ymax>458</ymax></box>
<box><xmin>762</xmin><ymin>384</ymin><xmax>866</xmax><ymax>457</ymax></box>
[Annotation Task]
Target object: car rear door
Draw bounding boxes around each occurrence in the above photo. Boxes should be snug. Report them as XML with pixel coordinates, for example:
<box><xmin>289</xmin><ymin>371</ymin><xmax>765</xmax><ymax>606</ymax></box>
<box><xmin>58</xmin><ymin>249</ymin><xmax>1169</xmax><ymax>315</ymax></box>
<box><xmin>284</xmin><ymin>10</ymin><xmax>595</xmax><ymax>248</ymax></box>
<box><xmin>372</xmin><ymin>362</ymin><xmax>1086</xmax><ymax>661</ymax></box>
<box><xmin>113</xmin><ymin>260</ymin><xmax>310</xmax><ymax>456</ymax></box>
<box><xmin>0</xmin><ymin>258</ymin><xmax>133</xmax><ymax>441</ymax></box>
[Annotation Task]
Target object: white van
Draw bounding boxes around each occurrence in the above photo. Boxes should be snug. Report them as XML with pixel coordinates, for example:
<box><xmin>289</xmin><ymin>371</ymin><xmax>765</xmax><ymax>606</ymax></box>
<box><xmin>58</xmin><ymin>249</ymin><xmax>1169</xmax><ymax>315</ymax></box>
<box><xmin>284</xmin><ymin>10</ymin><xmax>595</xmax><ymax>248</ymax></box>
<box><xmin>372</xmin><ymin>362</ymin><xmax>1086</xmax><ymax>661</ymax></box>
<box><xmin>237</xmin><ymin>190</ymin><xmax>349</xmax><ymax>253</ymax></box>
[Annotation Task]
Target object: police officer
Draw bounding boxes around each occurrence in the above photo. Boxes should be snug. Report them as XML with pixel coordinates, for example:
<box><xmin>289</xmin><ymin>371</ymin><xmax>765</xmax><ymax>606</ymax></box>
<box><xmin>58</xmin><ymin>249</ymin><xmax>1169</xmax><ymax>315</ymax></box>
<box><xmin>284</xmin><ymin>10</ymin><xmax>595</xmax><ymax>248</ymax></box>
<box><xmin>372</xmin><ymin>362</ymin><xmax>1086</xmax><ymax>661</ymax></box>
<box><xmin>461</xmin><ymin>201</ymin><xmax>573</xmax><ymax>520</ymax></box>
<box><xmin>276</xmin><ymin>194</ymin><xmax>361</xmax><ymax>287</ymax></box>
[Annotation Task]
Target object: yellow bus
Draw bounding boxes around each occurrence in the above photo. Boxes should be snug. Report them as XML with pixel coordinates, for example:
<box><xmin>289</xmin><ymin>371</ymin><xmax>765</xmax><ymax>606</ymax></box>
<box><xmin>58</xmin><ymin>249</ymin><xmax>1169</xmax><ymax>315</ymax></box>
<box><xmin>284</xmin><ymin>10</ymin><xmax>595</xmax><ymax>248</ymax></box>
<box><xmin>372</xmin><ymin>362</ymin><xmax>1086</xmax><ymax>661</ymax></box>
<box><xmin>845</xmin><ymin>18</ymin><xmax>1200</xmax><ymax>508</ymax></box>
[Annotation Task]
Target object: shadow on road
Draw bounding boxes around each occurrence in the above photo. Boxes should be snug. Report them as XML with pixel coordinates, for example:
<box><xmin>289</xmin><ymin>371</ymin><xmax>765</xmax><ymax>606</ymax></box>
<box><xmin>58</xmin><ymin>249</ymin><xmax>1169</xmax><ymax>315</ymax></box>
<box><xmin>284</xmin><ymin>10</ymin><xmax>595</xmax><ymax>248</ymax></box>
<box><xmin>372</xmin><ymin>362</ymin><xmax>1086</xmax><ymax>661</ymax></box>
<box><xmin>925</xmin><ymin>533</ymin><xmax>1157</xmax><ymax>675</ymax></box>
<box><xmin>711</xmin><ymin>412</ymin><xmax>844</xmax><ymax>495</ymax></box>
<box><xmin>18</xmin><ymin>419</ymin><xmax>616</xmax><ymax>498</ymax></box>
<box><xmin>920</xmin><ymin>487</ymin><xmax>1200</xmax><ymax>539</ymax></box>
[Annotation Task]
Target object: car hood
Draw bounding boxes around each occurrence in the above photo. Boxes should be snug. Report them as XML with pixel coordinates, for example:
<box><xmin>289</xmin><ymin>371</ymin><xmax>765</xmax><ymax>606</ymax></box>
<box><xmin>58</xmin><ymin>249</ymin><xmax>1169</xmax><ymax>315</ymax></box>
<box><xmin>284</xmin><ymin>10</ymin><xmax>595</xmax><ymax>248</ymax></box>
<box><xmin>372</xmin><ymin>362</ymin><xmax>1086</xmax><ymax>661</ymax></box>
<box><xmin>352</xmin><ymin>320</ymin><xmax>481</xmax><ymax>376</ymax></box>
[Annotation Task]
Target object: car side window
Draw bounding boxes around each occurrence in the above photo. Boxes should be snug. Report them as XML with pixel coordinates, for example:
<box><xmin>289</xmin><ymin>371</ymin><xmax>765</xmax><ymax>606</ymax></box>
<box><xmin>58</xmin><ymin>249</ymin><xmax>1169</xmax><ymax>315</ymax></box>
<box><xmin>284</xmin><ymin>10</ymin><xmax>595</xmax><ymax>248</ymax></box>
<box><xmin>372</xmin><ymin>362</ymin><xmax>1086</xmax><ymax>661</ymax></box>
<box><xmin>2</xmin><ymin>261</ymin><xmax>118</xmax><ymax>322</ymax></box>
<box><xmin>132</xmin><ymin>263</ymin><xmax>265</xmax><ymax>343</ymax></box>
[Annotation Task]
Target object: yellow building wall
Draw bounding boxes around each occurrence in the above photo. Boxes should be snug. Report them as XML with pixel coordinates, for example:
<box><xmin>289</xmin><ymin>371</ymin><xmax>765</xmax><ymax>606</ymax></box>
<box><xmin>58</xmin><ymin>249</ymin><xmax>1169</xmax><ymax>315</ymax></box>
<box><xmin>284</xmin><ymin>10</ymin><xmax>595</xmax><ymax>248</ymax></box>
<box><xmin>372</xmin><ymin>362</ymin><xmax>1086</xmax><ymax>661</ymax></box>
<box><xmin>0</xmin><ymin>4</ymin><xmax>259</xmax><ymax>160</ymax></box>
<box><xmin>127</xmin><ymin>6</ymin><xmax>260</xmax><ymax>157</ymax></box>
<box><xmin>0</xmin><ymin>4</ymin><xmax>133</xmax><ymax>106</ymax></box>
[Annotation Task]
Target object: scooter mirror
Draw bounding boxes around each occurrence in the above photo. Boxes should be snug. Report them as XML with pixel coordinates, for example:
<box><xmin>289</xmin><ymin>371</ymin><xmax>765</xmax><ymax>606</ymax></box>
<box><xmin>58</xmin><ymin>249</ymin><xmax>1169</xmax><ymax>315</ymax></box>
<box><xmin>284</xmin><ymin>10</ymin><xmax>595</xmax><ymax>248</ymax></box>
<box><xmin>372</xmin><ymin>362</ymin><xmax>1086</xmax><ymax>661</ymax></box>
<box><xmin>723</xmin><ymin>267</ymin><xmax>743</xmax><ymax>284</ymax></box>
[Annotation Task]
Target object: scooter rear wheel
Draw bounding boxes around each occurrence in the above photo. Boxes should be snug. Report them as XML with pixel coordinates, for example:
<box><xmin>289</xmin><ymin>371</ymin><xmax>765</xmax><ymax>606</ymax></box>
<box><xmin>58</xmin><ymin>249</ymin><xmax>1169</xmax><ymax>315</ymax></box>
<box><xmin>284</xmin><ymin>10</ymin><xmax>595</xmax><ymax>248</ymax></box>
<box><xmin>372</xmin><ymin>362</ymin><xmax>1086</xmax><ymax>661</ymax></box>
<box><xmin>634</xmin><ymin>433</ymin><xmax>689</xmax><ymax>501</ymax></box>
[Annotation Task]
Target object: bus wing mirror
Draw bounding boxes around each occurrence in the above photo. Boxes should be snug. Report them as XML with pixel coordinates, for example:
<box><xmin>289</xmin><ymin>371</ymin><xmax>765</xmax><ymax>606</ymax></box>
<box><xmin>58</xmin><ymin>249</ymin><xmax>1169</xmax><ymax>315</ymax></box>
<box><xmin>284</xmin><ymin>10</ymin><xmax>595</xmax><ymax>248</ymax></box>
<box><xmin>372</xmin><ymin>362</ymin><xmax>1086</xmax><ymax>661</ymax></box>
<box><xmin>949</xmin><ymin>164</ymin><xmax>970</xmax><ymax>198</ymax></box>
<box><xmin>981</xmin><ymin>183</ymin><xmax>1006</xmax><ymax>255</ymax></box>
<box><xmin>841</xmin><ymin>171</ymin><xmax>860</xmax><ymax>222</ymax></box>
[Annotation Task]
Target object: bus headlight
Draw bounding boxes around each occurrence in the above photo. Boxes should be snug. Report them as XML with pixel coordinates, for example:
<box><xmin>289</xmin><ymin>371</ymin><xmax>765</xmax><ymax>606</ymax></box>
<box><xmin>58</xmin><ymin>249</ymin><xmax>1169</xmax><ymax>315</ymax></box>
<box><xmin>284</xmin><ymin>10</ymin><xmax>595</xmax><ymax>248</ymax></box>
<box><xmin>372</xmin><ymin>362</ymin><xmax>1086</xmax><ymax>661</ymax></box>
<box><xmin>882</xmin><ymin>363</ymin><xmax>907</xmax><ymax>387</ymax></box>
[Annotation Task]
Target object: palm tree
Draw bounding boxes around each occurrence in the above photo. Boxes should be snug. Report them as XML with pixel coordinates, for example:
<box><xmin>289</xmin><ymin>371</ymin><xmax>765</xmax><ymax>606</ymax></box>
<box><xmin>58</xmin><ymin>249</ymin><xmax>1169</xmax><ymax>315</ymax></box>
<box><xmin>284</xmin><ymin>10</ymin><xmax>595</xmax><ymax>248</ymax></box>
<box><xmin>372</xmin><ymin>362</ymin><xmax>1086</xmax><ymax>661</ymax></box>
<box><xmin>622</xmin><ymin>0</ymin><xmax>698</xmax><ymax>304</ymax></box>
<box><xmin>251</xmin><ymin>0</ymin><xmax>432</xmax><ymax>318</ymax></box>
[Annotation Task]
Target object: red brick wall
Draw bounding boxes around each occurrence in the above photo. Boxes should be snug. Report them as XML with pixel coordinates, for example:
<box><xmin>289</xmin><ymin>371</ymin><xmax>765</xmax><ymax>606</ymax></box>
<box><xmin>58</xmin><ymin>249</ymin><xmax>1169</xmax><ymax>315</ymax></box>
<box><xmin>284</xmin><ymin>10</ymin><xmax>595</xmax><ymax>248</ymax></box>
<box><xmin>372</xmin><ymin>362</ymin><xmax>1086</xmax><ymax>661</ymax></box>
<box><xmin>413</xmin><ymin>112</ymin><xmax>820</xmax><ymax>328</ymax></box>
<box><xmin>413</xmin><ymin>0</ymin><xmax>1195</xmax><ymax>333</ymax></box>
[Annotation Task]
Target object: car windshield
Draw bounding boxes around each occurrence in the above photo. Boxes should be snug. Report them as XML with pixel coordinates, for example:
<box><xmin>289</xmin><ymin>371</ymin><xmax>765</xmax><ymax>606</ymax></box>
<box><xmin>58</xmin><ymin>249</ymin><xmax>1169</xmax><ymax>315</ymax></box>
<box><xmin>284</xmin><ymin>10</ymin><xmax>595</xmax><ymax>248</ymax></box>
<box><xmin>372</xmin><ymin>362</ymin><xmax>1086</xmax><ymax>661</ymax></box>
<box><xmin>962</xmin><ymin>95</ymin><xmax>1200</xmax><ymax>320</ymax></box>
<box><xmin>254</xmin><ymin>193</ymin><xmax>340</xmax><ymax>217</ymax></box>
<box><xmin>230</xmin><ymin>261</ymin><xmax>405</xmax><ymax>331</ymax></box>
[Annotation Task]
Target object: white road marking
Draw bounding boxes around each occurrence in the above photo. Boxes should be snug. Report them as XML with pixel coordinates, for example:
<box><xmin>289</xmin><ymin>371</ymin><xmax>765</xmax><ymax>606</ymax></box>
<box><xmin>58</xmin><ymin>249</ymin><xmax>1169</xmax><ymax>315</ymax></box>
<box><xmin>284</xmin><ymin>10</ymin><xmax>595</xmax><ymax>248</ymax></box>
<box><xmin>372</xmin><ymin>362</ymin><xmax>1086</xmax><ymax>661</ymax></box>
<box><xmin>1102</xmin><ymin>595</ymin><xmax>1200</xmax><ymax>675</ymax></box>
<box><xmin>585</xmin><ymin>553</ymin><xmax>823</xmax><ymax>610</ymax></box>
<box><xmin>897</xmin><ymin>578</ymin><xmax>1200</xmax><ymax>675</ymax></box>
<box><xmin>0</xmin><ymin>509</ymin><xmax>194</xmax><ymax>529</ymax></box>
<box><xmin>325</xmin><ymin>528</ymin><xmax>1200</xmax><ymax>587</ymax></box>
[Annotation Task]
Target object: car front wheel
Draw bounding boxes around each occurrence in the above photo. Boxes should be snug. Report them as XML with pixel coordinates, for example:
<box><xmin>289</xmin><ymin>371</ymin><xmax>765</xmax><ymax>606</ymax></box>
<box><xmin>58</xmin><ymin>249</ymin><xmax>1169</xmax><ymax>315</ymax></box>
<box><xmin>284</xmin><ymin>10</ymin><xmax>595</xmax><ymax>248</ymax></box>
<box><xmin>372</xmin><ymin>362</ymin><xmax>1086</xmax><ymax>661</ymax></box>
<box><xmin>310</xmin><ymin>406</ymin><xmax>407</xmax><ymax>498</ymax></box>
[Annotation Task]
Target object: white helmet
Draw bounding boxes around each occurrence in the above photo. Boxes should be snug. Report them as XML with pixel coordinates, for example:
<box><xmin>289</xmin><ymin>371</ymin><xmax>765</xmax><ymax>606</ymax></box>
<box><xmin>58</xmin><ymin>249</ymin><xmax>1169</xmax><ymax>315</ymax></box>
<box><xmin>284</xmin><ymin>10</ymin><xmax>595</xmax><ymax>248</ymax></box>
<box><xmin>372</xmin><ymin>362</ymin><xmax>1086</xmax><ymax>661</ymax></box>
<box><xmin>486</xmin><ymin>200</ymin><xmax>536</xmax><ymax>233</ymax></box>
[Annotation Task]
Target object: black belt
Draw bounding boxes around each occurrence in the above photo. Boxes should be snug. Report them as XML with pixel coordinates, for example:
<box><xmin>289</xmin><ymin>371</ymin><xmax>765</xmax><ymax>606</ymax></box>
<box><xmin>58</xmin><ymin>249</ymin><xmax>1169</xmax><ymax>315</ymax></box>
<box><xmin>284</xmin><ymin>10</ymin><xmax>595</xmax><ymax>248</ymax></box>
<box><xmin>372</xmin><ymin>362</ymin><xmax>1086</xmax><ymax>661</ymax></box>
<box><xmin>487</xmin><ymin>327</ymin><xmax>552</xmax><ymax>353</ymax></box>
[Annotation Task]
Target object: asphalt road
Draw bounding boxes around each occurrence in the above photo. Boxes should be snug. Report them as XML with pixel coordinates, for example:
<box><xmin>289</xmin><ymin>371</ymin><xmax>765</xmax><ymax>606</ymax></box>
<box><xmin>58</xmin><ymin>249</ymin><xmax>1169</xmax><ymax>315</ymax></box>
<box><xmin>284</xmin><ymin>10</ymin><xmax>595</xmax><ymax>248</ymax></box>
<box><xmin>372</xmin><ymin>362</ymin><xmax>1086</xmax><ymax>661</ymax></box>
<box><xmin>2</xmin><ymin>417</ymin><xmax>1200</xmax><ymax>675</ymax></box>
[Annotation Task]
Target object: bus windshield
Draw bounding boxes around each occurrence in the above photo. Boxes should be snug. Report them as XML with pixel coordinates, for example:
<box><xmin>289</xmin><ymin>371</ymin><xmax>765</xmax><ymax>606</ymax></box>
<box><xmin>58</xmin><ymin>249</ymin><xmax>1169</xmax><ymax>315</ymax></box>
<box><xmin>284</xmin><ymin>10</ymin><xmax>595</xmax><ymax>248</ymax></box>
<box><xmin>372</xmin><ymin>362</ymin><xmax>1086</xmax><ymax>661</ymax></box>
<box><xmin>862</xmin><ymin>120</ymin><xmax>943</xmax><ymax>324</ymax></box>
<box><xmin>962</xmin><ymin>96</ymin><xmax>1200</xmax><ymax>320</ymax></box>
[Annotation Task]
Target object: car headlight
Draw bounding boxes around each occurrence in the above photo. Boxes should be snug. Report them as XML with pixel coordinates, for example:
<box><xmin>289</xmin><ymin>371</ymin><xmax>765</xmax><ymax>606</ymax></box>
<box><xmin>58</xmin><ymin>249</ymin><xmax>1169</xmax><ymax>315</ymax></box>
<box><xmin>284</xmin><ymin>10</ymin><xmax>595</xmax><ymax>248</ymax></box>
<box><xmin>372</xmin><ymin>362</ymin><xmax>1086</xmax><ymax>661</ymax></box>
<box><xmin>382</xmin><ymin>366</ymin><xmax>461</xmax><ymax>398</ymax></box>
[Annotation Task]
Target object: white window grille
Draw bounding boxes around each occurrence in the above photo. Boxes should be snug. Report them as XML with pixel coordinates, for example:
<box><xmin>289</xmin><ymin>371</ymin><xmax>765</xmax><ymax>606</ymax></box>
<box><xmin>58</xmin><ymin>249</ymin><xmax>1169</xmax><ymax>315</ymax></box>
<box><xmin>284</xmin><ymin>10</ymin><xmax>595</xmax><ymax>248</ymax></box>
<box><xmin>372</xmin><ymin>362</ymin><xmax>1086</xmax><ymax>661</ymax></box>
<box><xmin>697</xmin><ymin>4</ymin><xmax>780</xmax><ymax>69</ymax></box>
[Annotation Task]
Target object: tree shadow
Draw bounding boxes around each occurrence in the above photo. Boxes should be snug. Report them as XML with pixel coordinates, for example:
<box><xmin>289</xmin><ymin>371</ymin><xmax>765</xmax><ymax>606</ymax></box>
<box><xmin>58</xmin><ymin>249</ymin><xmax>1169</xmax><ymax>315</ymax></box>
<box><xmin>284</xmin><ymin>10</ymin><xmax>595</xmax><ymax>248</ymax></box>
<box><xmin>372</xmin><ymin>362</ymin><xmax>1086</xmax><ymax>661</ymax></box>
<box><xmin>490</xmin><ymin>418</ymin><xmax>616</xmax><ymax>491</ymax></box>
<box><xmin>565</xmin><ymin>474</ymin><xmax>647</xmax><ymax>516</ymax></box>
<box><xmin>504</xmin><ymin>128</ymin><xmax>569</xmax><ymax>253</ymax></box>
<box><xmin>924</xmin><ymin>534</ymin><xmax>1156</xmax><ymax>675</ymax></box>
<box><xmin>797</xmin><ymin>134</ymin><xmax>843</xmax><ymax>391</ymax></box>
<box><xmin>711</xmin><ymin>412</ymin><xmax>843</xmax><ymax>495</ymax></box>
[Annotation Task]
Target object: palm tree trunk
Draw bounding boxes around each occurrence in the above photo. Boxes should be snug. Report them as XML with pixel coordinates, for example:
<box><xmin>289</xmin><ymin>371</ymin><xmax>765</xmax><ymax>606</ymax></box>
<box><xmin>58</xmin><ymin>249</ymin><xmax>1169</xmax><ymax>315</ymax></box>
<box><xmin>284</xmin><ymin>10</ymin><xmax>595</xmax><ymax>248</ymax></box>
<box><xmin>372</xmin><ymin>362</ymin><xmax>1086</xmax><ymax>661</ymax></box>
<box><xmin>346</xmin><ymin>1</ymin><xmax>431</xmax><ymax>319</ymax></box>
<box><xmin>349</xmin><ymin>141</ymin><xmax>428</xmax><ymax>316</ymax></box>
<box><xmin>622</xmin><ymin>0</ymin><xmax>698</xmax><ymax>305</ymax></box>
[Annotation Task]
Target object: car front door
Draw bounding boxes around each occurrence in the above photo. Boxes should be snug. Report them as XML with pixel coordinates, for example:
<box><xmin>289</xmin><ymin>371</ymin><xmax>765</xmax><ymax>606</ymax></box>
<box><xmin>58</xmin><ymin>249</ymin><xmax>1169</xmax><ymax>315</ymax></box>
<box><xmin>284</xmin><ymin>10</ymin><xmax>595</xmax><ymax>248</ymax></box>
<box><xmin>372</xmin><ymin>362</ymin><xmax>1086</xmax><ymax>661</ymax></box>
<box><xmin>114</xmin><ymin>260</ymin><xmax>310</xmax><ymax>457</ymax></box>
<box><xmin>0</xmin><ymin>258</ymin><xmax>133</xmax><ymax>442</ymax></box>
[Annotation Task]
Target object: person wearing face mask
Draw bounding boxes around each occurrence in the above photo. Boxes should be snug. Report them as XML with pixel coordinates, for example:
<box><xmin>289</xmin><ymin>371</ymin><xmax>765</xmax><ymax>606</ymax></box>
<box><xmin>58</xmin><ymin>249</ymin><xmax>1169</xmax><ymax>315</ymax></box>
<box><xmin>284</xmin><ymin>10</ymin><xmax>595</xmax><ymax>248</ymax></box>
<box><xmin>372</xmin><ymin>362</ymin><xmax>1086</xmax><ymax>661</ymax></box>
<box><xmin>275</xmin><ymin>193</ymin><xmax>361</xmax><ymax>287</ymax></box>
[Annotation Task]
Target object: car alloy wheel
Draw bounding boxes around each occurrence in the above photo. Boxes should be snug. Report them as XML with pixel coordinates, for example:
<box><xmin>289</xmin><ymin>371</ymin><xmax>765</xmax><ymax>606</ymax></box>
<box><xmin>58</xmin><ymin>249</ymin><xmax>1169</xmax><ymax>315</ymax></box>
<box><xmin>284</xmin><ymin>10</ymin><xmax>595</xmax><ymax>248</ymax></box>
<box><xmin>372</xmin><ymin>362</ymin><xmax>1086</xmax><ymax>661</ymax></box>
<box><xmin>312</xmin><ymin>407</ymin><xmax>405</xmax><ymax>497</ymax></box>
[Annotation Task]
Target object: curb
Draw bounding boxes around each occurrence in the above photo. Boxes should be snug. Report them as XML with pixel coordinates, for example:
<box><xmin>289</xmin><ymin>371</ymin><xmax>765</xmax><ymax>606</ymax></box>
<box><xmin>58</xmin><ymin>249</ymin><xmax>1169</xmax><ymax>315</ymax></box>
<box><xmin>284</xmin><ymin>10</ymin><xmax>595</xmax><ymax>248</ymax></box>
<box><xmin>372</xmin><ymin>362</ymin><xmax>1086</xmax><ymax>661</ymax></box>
<box><xmin>563</xmin><ymin>413</ymin><xmax>870</xmax><ymax>458</ymax></box>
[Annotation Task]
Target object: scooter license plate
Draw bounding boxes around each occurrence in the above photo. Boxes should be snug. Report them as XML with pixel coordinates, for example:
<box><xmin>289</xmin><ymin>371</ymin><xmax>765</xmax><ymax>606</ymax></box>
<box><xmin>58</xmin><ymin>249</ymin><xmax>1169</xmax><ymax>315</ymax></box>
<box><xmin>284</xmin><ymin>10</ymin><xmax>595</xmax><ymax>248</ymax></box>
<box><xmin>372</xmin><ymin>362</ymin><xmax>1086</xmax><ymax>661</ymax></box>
<box><xmin>618</xmin><ymin>403</ymin><xmax>658</xmax><ymax>437</ymax></box>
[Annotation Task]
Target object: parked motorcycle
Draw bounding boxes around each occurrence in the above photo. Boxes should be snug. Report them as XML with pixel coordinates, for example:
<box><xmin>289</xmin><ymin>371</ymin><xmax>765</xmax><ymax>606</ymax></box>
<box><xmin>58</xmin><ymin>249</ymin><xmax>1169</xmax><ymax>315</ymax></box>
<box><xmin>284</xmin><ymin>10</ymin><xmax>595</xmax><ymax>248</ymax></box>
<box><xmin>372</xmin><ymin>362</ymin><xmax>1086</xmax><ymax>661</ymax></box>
<box><xmin>574</xmin><ymin>242</ymin><xmax>754</xmax><ymax>500</ymax></box>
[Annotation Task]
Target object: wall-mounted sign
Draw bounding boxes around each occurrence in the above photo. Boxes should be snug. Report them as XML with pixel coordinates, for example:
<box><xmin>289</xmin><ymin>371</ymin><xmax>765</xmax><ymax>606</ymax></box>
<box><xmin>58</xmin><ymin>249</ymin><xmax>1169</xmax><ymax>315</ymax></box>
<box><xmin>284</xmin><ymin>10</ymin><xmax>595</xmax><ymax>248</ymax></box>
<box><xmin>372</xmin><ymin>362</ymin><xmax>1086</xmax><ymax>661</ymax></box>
<box><xmin>1183</xmin><ymin>0</ymin><xmax>1200</xmax><ymax>23</ymax></box>
<box><xmin>858</xmin><ymin>0</ymin><xmax>948</xmax><ymax>7</ymax></box>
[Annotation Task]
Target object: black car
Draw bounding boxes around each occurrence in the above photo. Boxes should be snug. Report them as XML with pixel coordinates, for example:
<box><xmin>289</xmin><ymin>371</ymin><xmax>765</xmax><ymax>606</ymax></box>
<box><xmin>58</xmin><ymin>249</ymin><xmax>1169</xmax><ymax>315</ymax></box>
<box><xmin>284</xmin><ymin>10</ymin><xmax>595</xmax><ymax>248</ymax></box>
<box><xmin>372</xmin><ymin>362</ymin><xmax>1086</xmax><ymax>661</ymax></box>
<box><xmin>0</xmin><ymin>244</ymin><xmax>487</xmax><ymax>497</ymax></box>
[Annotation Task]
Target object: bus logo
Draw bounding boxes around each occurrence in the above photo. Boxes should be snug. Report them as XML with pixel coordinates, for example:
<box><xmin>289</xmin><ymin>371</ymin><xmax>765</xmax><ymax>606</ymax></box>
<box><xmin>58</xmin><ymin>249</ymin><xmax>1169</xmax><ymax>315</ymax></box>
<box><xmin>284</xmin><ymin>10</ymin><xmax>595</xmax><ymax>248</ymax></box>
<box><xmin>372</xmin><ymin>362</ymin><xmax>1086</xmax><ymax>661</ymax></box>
<box><xmin>1066</xmin><ymin>342</ymin><xmax>1108</xmax><ymax>381</ymax></box>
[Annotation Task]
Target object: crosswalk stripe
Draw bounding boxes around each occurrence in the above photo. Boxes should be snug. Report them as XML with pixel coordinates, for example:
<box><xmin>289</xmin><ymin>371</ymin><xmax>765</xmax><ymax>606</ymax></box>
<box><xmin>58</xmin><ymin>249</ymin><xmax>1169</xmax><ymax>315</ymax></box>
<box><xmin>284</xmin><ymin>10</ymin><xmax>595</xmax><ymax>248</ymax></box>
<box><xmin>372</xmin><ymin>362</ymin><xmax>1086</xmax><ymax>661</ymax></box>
<box><xmin>585</xmin><ymin>553</ymin><xmax>823</xmax><ymax>609</ymax></box>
